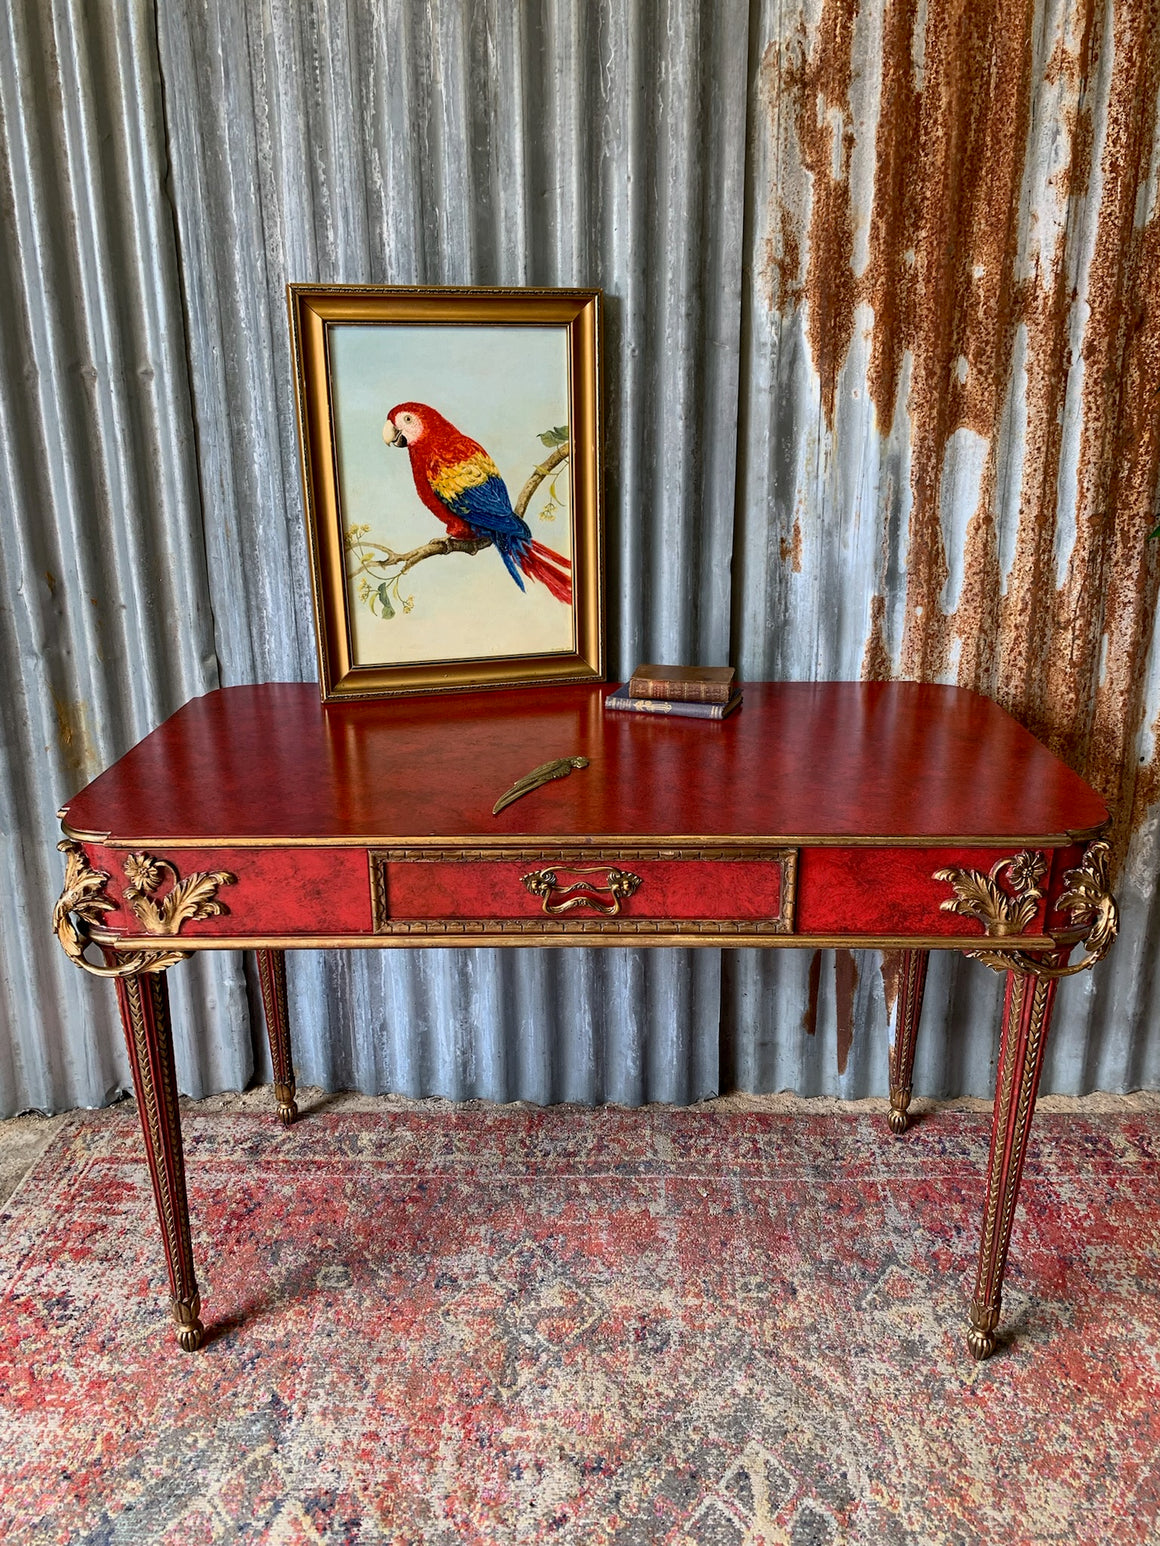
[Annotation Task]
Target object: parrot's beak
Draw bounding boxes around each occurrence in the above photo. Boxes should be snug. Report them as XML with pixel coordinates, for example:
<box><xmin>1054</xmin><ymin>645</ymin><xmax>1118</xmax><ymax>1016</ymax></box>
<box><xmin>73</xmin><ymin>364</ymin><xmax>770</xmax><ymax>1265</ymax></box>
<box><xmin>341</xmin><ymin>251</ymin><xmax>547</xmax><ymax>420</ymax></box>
<box><xmin>382</xmin><ymin>419</ymin><xmax>407</xmax><ymax>448</ymax></box>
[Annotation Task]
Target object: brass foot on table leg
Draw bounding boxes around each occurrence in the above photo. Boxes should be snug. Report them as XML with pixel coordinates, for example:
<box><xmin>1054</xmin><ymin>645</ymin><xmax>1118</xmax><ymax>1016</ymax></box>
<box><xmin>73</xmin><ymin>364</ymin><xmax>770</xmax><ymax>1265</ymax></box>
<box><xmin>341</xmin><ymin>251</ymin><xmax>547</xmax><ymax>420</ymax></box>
<box><xmin>172</xmin><ymin>1293</ymin><xmax>204</xmax><ymax>1352</ymax></box>
<box><xmin>273</xmin><ymin>1081</ymin><xmax>298</xmax><ymax>1126</ymax></box>
<box><xmin>966</xmin><ymin>1301</ymin><xmax>999</xmax><ymax>1361</ymax></box>
<box><xmin>888</xmin><ymin>1087</ymin><xmax>912</xmax><ymax>1135</ymax></box>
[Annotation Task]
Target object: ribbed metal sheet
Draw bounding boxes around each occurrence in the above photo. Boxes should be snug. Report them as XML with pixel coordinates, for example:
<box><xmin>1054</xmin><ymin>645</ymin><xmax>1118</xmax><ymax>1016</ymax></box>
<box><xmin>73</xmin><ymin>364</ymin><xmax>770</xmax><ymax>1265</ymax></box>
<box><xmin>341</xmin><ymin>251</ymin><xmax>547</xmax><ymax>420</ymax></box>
<box><xmin>0</xmin><ymin>0</ymin><xmax>250</xmax><ymax>1117</ymax></box>
<box><xmin>727</xmin><ymin>0</ymin><xmax>1160</xmax><ymax>1097</ymax></box>
<box><xmin>1</xmin><ymin>0</ymin><xmax>1158</xmax><ymax>1117</ymax></box>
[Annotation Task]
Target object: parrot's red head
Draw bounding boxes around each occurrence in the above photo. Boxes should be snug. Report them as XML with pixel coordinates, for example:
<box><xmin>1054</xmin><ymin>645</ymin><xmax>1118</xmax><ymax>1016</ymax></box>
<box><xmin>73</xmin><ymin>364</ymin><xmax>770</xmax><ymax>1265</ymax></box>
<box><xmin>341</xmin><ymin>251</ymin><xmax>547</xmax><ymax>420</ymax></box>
<box><xmin>383</xmin><ymin>402</ymin><xmax>456</xmax><ymax>451</ymax></box>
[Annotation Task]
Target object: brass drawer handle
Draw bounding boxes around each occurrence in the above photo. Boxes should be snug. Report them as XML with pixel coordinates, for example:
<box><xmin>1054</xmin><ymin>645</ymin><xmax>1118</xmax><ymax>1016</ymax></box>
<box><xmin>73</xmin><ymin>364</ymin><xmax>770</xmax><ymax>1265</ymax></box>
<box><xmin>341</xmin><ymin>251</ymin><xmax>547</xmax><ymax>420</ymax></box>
<box><xmin>521</xmin><ymin>866</ymin><xmax>643</xmax><ymax>916</ymax></box>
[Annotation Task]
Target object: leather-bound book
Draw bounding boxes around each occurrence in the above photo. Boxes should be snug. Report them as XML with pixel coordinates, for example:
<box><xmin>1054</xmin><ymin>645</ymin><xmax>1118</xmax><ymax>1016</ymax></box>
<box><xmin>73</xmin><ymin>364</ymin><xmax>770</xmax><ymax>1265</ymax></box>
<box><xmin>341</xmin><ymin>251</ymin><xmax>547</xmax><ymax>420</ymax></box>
<box><xmin>606</xmin><ymin>685</ymin><xmax>742</xmax><ymax>720</ymax></box>
<box><xmin>628</xmin><ymin>665</ymin><xmax>736</xmax><ymax>704</ymax></box>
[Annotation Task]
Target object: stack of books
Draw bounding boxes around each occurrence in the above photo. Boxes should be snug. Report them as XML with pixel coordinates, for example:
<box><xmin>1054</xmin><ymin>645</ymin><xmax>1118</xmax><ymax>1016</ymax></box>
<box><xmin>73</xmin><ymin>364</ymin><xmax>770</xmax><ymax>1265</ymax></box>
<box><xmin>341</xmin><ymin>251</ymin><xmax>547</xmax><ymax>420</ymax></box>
<box><xmin>604</xmin><ymin>665</ymin><xmax>741</xmax><ymax>720</ymax></box>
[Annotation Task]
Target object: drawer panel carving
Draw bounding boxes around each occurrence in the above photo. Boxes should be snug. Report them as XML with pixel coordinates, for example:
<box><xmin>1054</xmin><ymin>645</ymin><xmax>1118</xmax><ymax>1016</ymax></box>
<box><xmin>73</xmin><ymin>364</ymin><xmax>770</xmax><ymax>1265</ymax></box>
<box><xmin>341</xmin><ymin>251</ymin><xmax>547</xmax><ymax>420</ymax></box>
<box><xmin>370</xmin><ymin>847</ymin><xmax>797</xmax><ymax>935</ymax></box>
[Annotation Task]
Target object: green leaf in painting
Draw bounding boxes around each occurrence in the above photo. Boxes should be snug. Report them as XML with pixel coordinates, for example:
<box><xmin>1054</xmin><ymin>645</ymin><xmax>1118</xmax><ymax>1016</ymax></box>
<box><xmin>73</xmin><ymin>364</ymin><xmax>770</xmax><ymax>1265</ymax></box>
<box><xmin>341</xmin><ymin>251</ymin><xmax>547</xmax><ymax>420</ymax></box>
<box><xmin>539</xmin><ymin>425</ymin><xmax>569</xmax><ymax>448</ymax></box>
<box><xmin>378</xmin><ymin>583</ymin><xmax>395</xmax><ymax>619</ymax></box>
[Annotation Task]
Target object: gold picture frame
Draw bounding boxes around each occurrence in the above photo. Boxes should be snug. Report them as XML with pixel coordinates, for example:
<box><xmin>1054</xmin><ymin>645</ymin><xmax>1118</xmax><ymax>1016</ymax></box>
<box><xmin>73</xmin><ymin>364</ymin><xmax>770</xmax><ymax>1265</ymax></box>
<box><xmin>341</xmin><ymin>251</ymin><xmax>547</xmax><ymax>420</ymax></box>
<box><xmin>288</xmin><ymin>284</ymin><xmax>605</xmax><ymax>700</ymax></box>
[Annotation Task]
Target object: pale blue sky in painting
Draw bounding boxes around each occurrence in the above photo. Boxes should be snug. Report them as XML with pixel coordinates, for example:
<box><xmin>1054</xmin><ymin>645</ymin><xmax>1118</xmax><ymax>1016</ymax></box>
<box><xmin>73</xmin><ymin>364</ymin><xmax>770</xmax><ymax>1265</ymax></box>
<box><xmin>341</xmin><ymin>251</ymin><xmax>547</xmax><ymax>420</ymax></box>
<box><xmin>329</xmin><ymin>323</ymin><xmax>574</xmax><ymax>667</ymax></box>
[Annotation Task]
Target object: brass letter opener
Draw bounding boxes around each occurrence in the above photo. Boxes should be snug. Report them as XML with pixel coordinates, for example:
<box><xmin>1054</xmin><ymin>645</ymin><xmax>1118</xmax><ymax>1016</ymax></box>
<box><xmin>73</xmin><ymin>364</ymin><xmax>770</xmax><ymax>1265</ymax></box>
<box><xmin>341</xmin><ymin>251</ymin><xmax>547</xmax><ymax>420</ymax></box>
<box><xmin>492</xmin><ymin>756</ymin><xmax>589</xmax><ymax>815</ymax></box>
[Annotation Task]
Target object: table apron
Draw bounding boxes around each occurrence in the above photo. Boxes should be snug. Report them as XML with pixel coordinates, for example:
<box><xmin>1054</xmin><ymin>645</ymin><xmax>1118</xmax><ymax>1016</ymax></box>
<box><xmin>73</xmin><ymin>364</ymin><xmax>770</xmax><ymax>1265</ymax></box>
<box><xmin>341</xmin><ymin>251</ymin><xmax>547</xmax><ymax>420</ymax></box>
<box><xmin>80</xmin><ymin>838</ymin><xmax>1076</xmax><ymax>954</ymax></box>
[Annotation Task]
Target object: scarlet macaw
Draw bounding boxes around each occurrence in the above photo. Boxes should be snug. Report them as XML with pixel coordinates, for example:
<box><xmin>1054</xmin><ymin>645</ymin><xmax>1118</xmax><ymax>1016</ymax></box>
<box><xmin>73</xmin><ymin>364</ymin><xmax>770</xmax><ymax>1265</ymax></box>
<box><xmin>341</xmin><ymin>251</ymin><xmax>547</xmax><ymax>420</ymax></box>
<box><xmin>382</xmin><ymin>402</ymin><xmax>572</xmax><ymax>604</ymax></box>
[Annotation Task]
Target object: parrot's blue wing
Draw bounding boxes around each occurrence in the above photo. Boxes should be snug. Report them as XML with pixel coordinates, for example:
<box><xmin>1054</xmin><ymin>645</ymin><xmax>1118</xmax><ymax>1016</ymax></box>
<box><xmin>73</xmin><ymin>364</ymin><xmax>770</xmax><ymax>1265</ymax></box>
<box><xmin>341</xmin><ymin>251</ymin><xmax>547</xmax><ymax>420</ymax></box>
<box><xmin>429</xmin><ymin>464</ymin><xmax>531</xmax><ymax>591</ymax></box>
<box><xmin>443</xmin><ymin>476</ymin><xmax>532</xmax><ymax>540</ymax></box>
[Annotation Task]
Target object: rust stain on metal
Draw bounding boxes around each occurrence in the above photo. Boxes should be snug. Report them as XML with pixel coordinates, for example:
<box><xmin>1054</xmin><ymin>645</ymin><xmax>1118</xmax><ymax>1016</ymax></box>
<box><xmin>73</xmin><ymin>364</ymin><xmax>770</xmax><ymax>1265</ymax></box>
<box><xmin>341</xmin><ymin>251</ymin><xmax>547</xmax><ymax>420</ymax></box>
<box><xmin>865</xmin><ymin>0</ymin><xmax>1036</xmax><ymax>688</ymax></box>
<box><xmin>880</xmin><ymin>948</ymin><xmax>902</xmax><ymax>1024</ymax></box>
<box><xmin>763</xmin><ymin>0</ymin><xmax>1160</xmax><ymax>862</ymax></box>
<box><xmin>788</xmin><ymin>0</ymin><xmax>859</xmax><ymax>427</ymax></box>
<box><xmin>52</xmin><ymin>695</ymin><xmax>100</xmax><ymax>783</ymax></box>
<box><xmin>861</xmin><ymin>0</ymin><xmax>924</xmax><ymax>440</ymax></box>
<box><xmin>1041</xmin><ymin>2</ymin><xmax>1160</xmax><ymax>860</ymax></box>
<box><xmin>834</xmin><ymin>948</ymin><xmax>858</xmax><ymax>1075</ymax></box>
<box><xmin>981</xmin><ymin>4</ymin><xmax>1101</xmax><ymax>769</ymax></box>
<box><xmin>765</xmin><ymin>206</ymin><xmax>804</xmax><ymax>313</ymax></box>
<box><xmin>779</xmin><ymin>518</ymin><xmax>804</xmax><ymax>571</ymax></box>
<box><xmin>802</xmin><ymin>949</ymin><xmax>823</xmax><ymax>1038</ymax></box>
<box><xmin>801</xmin><ymin>948</ymin><xmax>858</xmax><ymax>1073</ymax></box>
<box><xmin>863</xmin><ymin>592</ymin><xmax>892</xmax><ymax>682</ymax></box>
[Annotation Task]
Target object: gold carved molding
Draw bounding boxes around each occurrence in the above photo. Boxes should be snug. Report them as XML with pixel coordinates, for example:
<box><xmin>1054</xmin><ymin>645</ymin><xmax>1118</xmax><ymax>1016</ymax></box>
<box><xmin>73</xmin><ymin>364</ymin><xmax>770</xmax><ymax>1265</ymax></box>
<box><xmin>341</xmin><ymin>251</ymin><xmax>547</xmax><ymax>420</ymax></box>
<box><xmin>934</xmin><ymin>840</ymin><xmax>1117</xmax><ymax>978</ymax></box>
<box><xmin>53</xmin><ymin>840</ymin><xmax>236</xmax><ymax>978</ymax></box>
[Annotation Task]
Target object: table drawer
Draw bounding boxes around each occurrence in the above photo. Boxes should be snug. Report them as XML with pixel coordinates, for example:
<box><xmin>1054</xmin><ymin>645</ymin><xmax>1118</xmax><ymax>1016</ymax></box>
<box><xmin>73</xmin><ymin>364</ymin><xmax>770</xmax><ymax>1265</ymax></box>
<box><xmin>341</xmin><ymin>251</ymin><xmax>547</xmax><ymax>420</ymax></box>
<box><xmin>370</xmin><ymin>848</ymin><xmax>797</xmax><ymax>935</ymax></box>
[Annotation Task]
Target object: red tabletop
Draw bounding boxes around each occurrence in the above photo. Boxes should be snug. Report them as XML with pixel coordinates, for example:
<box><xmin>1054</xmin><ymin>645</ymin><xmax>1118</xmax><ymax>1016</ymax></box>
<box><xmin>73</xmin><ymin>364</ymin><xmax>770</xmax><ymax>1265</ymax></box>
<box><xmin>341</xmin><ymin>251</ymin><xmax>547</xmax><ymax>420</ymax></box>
<box><xmin>60</xmin><ymin>683</ymin><xmax>1109</xmax><ymax>847</ymax></box>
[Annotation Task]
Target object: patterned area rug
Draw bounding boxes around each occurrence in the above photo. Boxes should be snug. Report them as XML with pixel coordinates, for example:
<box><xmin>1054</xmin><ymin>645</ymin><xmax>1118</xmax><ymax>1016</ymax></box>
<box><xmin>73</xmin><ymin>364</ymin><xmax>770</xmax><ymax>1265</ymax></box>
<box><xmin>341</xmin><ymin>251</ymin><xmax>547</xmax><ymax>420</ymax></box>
<box><xmin>1</xmin><ymin>1106</ymin><xmax>1159</xmax><ymax>1545</ymax></box>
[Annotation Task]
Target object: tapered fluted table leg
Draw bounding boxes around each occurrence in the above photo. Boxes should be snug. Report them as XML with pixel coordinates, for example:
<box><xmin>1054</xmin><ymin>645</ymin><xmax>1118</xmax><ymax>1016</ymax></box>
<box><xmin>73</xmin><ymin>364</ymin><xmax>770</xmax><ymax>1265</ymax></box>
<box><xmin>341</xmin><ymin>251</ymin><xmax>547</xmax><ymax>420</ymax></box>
<box><xmin>887</xmin><ymin>948</ymin><xmax>928</xmax><ymax>1134</ymax></box>
<box><xmin>256</xmin><ymin>948</ymin><xmax>298</xmax><ymax>1125</ymax></box>
<box><xmin>967</xmin><ymin>962</ymin><xmax>1062</xmax><ymax>1359</ymax></box>
<box><xmin>113</xmin><ymin>970</ymin><xmax>204</xmax><ymax>1351</ymax></box>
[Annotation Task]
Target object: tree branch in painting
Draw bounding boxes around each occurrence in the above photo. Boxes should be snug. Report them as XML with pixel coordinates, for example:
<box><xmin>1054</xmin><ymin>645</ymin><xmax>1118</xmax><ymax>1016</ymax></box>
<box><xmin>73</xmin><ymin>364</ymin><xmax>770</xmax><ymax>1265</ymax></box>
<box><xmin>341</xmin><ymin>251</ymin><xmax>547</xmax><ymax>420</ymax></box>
<box><xmin>513</xmin><ymin>442</ymin><xmax>569</xmax><ymax>521</ymax></box>
<box><xmin>345</xmin><ymin>431</ymin><xmax>570</xmax><ymax>619</ymax></box>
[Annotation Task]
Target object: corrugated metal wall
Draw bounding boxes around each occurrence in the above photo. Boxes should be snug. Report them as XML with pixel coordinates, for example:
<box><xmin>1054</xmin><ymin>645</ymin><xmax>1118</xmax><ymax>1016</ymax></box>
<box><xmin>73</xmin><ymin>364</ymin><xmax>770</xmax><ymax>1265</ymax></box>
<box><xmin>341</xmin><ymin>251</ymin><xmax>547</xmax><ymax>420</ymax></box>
<box><xmin>727</xmin><ymin>0</ymin><xmax>1160</xmax><ymax>1099</ymax></box>
<box><xmin>2</xmin><ymin>0</ymin><xmax>1158</xmax><ymax>1118</ymax></box>
<box><xmin>0</xmin><ymin>0</ymin><xmax>250</xmax><ymax>1116</ymax></box>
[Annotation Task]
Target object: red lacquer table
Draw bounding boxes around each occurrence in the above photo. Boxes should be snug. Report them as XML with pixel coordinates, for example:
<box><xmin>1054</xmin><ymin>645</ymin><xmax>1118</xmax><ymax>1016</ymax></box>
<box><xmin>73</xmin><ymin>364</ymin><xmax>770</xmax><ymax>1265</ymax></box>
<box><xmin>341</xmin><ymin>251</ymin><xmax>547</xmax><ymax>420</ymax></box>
<box><xmin>53</xmin><ymin>681</ymin><xmax>1118</xmax><ymax>1359</ymax></box>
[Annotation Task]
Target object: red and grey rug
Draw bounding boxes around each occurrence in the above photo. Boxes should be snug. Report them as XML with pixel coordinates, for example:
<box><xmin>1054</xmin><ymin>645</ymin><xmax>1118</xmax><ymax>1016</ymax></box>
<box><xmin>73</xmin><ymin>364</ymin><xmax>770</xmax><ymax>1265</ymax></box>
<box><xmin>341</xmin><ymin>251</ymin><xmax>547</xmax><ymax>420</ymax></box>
<box><xmin>1</xmin><ymin>1104</ymin><xmax>1158</xmax><ymax>1544</ymax></box>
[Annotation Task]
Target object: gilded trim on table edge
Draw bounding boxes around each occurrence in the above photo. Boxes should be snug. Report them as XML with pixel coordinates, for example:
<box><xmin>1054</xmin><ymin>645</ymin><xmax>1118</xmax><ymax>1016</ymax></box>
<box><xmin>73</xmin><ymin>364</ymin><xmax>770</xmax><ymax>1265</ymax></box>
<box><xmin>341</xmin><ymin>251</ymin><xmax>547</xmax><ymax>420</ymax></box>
<box><xmin>58</xmin><ymin>820</ymin><xmax>1101</xmax><ymax>852</ymax></box>
<box><xmin>89</xmin><ymin>930</ymin><xmax>1062</xmax><ymax>952</ymax></box>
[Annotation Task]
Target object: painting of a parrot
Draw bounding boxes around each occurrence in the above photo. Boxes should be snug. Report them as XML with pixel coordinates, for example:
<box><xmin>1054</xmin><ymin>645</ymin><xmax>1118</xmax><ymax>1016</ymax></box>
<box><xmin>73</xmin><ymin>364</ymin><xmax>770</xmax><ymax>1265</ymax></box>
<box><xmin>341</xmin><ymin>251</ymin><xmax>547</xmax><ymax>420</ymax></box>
<box><xmin>382</xmin><ymin>402</ymin><xmax>572</xmax><ymax>605</ymax></box>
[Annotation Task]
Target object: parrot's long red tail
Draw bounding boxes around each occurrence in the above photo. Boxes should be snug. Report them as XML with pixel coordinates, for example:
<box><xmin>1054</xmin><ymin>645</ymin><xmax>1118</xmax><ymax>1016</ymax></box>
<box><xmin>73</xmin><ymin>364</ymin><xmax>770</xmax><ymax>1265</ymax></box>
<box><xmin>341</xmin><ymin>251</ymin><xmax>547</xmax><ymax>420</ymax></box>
<box><xmin>520</xmin><ymin>540</ymin><xmax>573</xmax><ymax>605</ymax></box>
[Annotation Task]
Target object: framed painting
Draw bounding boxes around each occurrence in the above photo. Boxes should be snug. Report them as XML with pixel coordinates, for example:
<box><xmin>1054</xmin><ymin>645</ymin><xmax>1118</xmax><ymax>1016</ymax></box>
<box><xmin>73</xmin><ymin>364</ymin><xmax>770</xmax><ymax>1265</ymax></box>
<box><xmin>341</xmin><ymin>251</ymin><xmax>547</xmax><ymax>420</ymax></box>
<box><xmin>288</xmin><ymin>285</ymin><xmax>604</xmax><ymax>700</ymax></box>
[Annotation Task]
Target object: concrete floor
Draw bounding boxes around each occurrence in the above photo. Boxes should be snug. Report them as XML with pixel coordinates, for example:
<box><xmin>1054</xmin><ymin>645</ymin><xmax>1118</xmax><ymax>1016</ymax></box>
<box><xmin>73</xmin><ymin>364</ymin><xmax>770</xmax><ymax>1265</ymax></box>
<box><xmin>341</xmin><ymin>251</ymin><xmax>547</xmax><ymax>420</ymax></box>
<box><xmin>3</xmin><ymin>1085</ymin><xmax>1159</xmax><ymax>1208</ymax></box>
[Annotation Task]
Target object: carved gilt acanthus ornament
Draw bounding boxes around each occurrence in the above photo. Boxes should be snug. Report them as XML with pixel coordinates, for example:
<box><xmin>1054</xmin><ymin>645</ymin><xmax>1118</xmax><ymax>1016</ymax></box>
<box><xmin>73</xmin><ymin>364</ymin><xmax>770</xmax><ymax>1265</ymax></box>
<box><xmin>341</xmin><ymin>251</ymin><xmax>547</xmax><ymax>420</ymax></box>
<box><xmin>934</xmin><ymin>849</ymin><xmax>1048</xmax><ymax>936</ymax></box>
<box><xmin>934</xmin><ymin>840</ymin><xmax>1117</xmax><ymax>978</ymax></box>
<box><xmin>53</xmin><ymin>840</ymin><xmax>235</xmax><ymax>977</ymax></box>
<box><xmin>121</xmin><ymin>851</ymin><xmax>237</xmax><ymax>936</ymax></box>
